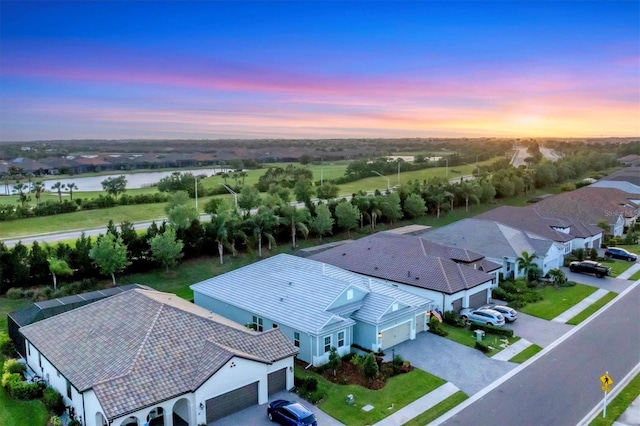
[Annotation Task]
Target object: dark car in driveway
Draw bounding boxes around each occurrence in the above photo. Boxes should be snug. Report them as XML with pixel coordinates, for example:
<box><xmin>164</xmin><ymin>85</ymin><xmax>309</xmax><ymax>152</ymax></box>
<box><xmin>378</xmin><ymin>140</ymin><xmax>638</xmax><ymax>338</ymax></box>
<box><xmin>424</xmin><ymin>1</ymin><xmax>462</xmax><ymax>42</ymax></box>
<box><xmin>605</xmin><ymin>247</ymin><xmax>638</xmax><ymax>262</ymax></box>
<box><xmin>569</xmin><ymin>260</ymin><xmax>611</xmax><ymax>278</ymax></box>
<box><xmin>268</xmin><ymin>400</ymin><xmax>318</xmax><ymax>426</ymax></box>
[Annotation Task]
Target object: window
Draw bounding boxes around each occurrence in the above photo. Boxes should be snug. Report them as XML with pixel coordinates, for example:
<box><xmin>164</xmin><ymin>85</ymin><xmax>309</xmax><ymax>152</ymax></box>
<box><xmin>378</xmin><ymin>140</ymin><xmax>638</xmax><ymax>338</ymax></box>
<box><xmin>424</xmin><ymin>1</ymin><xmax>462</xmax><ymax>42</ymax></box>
<box><xmin>294</xmin><ymin>332</ymin><xmax>300</xmax><ymax>347</ymax></box>
<box><xmin>338</xmin><ymin>331</ymin><xmax>345</xmax><ymax>347</ymax></box>
<box><xmin>323</xmin><ymin>336</ymin><xmax>331</xmax><ymax>353</ymax></box>
<box><xmin>347</xmin><ymin>289</ymin><xmax>354</xmax><ymax>300</ymax></box>
<box><xmin>66</xmin><ymin>379</ymin><xmax>72</xmax><ymax>399</ymax></box>
<box><xmin>252</xmin><ymin>315</ymin><xmax>263</xmax><ymax>332</ymax></box>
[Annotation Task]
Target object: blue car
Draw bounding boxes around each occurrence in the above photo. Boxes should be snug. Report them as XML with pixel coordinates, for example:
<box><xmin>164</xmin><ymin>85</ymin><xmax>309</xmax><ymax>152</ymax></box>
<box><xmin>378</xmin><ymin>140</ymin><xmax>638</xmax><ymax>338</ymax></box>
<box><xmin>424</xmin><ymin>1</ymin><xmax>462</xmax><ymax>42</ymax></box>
<box><xmin>605</xmin><ymin>247</ymin><xmax>638</xmax><ymax>262</ymax></box>
<box><xmin>267</xmin><ymin>400</ymin><xmax>318</xmax><ymax>426</ymax></box>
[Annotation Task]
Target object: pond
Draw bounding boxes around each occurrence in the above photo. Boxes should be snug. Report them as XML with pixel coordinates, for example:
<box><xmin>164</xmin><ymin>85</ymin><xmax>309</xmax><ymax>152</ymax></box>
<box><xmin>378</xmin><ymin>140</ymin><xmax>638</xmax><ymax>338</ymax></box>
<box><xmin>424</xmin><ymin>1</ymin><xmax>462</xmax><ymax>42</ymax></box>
<box><xmin>0</xmin><ymin>168</ymin><xmax>232</xmax><ymax>195</ymax></box>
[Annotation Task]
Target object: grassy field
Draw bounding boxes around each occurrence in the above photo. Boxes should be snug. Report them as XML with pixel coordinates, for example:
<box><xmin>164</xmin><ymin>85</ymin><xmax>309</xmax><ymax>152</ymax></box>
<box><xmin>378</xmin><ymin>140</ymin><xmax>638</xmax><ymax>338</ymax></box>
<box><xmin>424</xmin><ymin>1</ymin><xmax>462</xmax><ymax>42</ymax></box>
<box><xmin>0</xmin><ymin>360</ymin><xmax>50</xmax><ymax>426</ymax></box>
<box><xmin>295</xmin><ymin>366</ymin><xmax>445</xmax><ymax>426</ymax></box>
<box><xmin>566</xmin><ymin>292</ymin><xmax>618</xmax><ymax>325</ymax></box>
<box><xmin>403</xmin><ymin>390</ymin><xmax>468</xmax><ymax>426</ymax></box>
<box><xmin>600</xmin><ymin>258</ymin><xmax>636</xmax><ymax>278</ymax></box>
<box><xmin>589</xmin><ymin>372</ymin><xmax>640</xmax><ymax>426</ymax></box>
<box><xmin>508</xmin><ymin>344</ymin><xmax>543</xmax><ymax>363</ymax></box>
<box><xmin>520</xmin><ymin>284</ymin><xmax>598</xmax><ymax>320</ymax></box>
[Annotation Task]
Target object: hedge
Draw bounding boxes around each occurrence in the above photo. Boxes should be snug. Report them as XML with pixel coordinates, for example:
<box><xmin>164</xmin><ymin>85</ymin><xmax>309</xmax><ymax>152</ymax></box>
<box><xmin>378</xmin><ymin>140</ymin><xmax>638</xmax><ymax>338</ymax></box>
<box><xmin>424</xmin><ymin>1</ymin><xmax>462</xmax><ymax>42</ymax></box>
<box><xmin>471</xmin><ymin>324</ymin><xmax>514</xmax><ymax>338</ymax></box>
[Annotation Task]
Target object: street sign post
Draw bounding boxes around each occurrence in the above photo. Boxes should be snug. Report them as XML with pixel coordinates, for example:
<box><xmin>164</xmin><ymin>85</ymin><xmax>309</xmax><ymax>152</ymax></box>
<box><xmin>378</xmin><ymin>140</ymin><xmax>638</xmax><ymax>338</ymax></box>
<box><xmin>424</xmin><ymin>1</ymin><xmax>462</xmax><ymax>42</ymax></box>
<box><xmin>600</xmin><ymin>372</ymin><xmax>614</xmax><ymax>418</ymax></box>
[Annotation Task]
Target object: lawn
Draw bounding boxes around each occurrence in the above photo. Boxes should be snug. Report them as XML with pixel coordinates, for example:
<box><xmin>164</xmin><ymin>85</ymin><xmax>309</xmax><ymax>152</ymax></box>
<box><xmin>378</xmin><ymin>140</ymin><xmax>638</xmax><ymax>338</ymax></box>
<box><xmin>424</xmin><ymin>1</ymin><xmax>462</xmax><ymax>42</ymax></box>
<box><xmin>438</xmin><ymin>323</ymin><xmax>519</xmax><ymax>356</ymax></box>
<box><xmin>508</xmin><ymin>344</ymin><xmax>543</xmax><ymax>363</ymax></box>
<box><xmin>295</xmin><ymin>366</ymin><xmax>445</xmax><ymax>426</ymax></box>
<box><xmin>0</xmin><ymin>360</ymin><xmax>50</xmax><ymax>426</ymax></box>
<box><xmin>403</xmin><ymin>391</ymin><xmax>468</xmax><ymax>426</ymax></box>
<box><xmin>590</xmin><ymin>372</ymin><xmax>640</xmax><ymax>426</ymax></box>
<box><xmin>628</xmin><ymin>270</ymin><xmax>640</xmax><ymax>281</ymax></box>
<box><xmin>600</xmin><ymin>258</ymin><xmax>636</xmax><ymax>278</ymax></box>
<box><xmin>566</xmin><ymin>292</ymin><xmax>618</xmax><ymax>325</ymax></box>
<box><xmin>520</xmin><ymin>284</ymin><xmax>598</xmax><ymax>320</ymax></box>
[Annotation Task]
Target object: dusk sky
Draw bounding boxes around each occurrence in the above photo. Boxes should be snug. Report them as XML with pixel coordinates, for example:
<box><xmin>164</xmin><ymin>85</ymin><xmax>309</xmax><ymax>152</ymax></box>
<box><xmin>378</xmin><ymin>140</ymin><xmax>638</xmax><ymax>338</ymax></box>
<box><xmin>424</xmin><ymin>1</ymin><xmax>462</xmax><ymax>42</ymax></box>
<box><xmin>1</xmin><ymin>1</ymin><xmax>638</xmax><ymax>141</ymax></box>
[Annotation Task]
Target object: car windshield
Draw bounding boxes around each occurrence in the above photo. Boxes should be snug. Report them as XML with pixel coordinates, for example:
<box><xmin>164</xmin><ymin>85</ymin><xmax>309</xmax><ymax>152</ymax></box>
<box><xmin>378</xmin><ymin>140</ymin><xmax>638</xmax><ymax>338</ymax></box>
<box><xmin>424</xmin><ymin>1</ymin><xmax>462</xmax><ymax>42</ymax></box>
<box><xmin>301</xmin><ymin>414</ymin><xmax>316</xmax><ymax>424</ymax></box>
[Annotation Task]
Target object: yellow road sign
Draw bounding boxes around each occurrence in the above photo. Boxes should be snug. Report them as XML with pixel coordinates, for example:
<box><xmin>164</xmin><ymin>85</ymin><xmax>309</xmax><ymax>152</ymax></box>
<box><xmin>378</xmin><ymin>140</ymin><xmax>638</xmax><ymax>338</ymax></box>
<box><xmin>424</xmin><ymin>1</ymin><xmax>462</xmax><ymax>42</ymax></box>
<box><xmin>601</xmin><ymin>385</ymin><xmax>611</xmax><ymax>393</ymax></box>
<box><xmin>600</xmin><ymin>373</ymin><xmax>614</xmax><ymax>387</ymax></box>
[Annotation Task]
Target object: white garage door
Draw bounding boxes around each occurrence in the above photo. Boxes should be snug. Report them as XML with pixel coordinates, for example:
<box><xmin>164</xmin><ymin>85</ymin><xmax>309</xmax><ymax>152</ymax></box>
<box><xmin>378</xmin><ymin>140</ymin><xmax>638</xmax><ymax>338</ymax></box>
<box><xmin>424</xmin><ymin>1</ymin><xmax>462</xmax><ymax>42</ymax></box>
<box><xmin>381</xmin><ymin>322</ymin><xmax>411</xmax><ymax>350</ymax></box>
<box><xmin>416</xmin><ymin>314</ymin><xmax>426</xmax><ymax>333</ymax></box>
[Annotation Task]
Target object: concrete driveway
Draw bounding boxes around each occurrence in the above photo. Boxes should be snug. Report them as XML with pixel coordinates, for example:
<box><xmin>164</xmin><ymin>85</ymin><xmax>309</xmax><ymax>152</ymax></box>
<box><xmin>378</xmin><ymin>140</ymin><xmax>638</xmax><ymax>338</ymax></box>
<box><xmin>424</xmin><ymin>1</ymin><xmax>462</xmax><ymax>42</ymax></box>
<box><xmin>384</xmin><ymin>331</ymin><xmax>516</xmax><ymax>396</ymax></box>
<box><xmin>503</xmin><ymin>312</ymin><xmax>572</xmax><ymax>347</ymax></box>
<box><xmin>563</xmin><ymin>267</ymin><xmax>634</xmax><ymax>293</ymax></box>
<box><xmin>214</xmin><ymin>390</ymin><xmax>344</xmax><ymax>426</ymax></box>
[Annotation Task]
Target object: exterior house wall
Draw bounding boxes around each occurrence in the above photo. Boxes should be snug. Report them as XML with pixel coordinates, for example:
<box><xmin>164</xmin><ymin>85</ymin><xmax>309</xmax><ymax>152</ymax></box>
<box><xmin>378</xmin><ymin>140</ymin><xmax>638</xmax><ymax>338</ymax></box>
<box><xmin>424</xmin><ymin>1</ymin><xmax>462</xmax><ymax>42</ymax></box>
<box><xmin>573</xmin><ymin>232</ymin><xmax>603</xmax><ymax>250</ymax></box>
<box><xmin>378</xmin><ymin>281</ymin><xmax>491</xmax><ymax>313</ymax></box>
<box><xmin>327</xmin><ymin>285</ymin><xmax>368</xmax><ymax>309</ymax></box>
<box><xmin>537</xmin><ymin>244</ymin><xmax>565</xmax><ymax>275</ymax></box>
<box><xmin>110</xmin><ymin>391</ymin><xmax>193</xmax><ymax>426</ymax></box>
<box><xmin>613</xmin><ymin>215</ymin><xmax>625</xmax><ymax>237</ymax></box>
<box><xmin>353</xmin><ymin>321</ymin><xmax>377</xmax><ymax>352</ymax></box>
<box><xmin>312</xmin><ymin>326</ymin><xmax>352</xmax><ymax>366</ymax></box>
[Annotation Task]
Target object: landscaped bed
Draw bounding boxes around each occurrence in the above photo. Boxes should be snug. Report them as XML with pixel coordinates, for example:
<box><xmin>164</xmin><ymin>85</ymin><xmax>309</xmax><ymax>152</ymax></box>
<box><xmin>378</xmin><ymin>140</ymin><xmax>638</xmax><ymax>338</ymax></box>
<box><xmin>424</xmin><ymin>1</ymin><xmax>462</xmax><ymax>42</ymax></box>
<box><xmin>294</xmin><ymin>362</ymin><xmax>445</xmax><ymax>426</ymax></box>
<box><xmin>437</xmin><ymin>322</ymin><xmax>519</xmax><ymax>356</ymax></box>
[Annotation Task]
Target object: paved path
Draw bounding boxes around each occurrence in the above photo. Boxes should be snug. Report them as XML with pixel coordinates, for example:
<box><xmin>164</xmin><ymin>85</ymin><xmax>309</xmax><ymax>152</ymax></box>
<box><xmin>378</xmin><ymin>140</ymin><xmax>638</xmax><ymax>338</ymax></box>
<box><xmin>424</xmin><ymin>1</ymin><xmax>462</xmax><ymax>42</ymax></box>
<box><xmin>490</xmin><ymin>338</ymin><xmax>532</xmax><ymax>361</ymax></box>
<box><xmin>373</xmin><ymin>382</ymin><xmax>459</xmax><ymax>426</ymax></box>
<box><xmin>618</xmin><ymin>262</ymin><xmax>640</xmax><ymax>280</ymax></box>
<box><xmin>613</xmin><ymin>394</ymin><xmax>640</xmax><ymax>426</ymax></box>
<box><xmin>552</xmin><ymin>288</ymin><xmax>609</xmax><ymax>323</ymax></box>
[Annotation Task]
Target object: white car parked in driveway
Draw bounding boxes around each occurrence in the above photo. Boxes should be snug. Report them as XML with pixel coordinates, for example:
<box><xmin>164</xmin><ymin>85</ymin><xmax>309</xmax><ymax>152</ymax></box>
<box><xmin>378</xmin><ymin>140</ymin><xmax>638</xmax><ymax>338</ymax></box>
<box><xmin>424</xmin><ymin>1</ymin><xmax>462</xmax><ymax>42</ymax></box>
<box><xmin>481</xmin><ymin>304</ymin><xmax>518</xmax><ymax>322</ymax></box>
<box><xmin>460</xmin><ymin>308</ymin><xmax>506</xmax><ymax>327</ymax></box>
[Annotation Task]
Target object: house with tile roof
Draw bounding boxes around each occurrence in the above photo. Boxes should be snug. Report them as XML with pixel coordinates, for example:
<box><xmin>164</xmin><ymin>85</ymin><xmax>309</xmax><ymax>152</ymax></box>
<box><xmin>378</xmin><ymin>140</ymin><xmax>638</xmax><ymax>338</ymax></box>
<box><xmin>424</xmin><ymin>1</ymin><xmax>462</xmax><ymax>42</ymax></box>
<box><xmin>307</xmin><ymin>232</ymin><xmax>500</xmax><ymax>314</ymax></box>
<box><xmin>419</xmin><ymin>218</ymin><xmax>566</xmax><ymax>280</ymax></box>
<box><xmin>476</xmin><ymin>206</ymin><xmax>603</xmax><ymax>251</ymax></box>
<box><xmin>191</xmin><ymin>254</ymin><xmax>434</xmax><ymax>366</ymax></box>
<box><xmin>618</xmin><ymin>154</ymin><xmax>640</xmax><ymax>167</ymax></box>
<box><xmin>20</xmin><ymin>289</ymin><xmax>297</xmax><ymax>426</ymax></box>
<box><xmin>531</xmin><ymin>187</ymin><xmax>638</xmax><ymax>237</ymax></box>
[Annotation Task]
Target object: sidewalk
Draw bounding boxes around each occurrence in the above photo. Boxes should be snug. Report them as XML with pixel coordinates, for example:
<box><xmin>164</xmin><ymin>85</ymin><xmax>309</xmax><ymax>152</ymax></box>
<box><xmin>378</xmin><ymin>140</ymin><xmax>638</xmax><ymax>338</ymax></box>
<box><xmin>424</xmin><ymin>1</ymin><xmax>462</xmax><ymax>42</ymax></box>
<box><xmin>552</xmin><ymin>288</ymin><xmax>609</xmax><ymax>323</ymax></box>
<box><xmin>372</xmin><ymin>382</ymin><xmax>460</xmax><ymax>426</ymax></box>
<box><xmin>491</xmin><ymin>338</ymin><xmax>533</xmax><ymax>361</ymax></box>
<box><xmin>617</xmin><ymin>262</ymin><xmax>640</xmax><ymax>280</ymax></box>
<box><xmin>613</xmin><ymin>394</ymin><xmax>640</xmax><ymax>426</ymax></box>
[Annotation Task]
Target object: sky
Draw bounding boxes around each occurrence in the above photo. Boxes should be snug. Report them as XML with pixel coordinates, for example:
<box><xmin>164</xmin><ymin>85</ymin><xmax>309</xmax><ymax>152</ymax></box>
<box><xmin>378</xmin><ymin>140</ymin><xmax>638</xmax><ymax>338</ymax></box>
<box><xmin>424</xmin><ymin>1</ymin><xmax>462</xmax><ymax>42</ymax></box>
<box><xmin>0</xmin><ymin>1</ymin><xmax>638</xmax><ymax>141</ymax></box>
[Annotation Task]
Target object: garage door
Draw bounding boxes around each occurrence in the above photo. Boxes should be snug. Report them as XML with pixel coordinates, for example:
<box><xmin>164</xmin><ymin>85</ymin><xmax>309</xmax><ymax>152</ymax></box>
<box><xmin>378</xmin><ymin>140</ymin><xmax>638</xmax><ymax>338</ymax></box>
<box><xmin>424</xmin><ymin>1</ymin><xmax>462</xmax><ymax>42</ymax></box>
<box><xmin>415</xmin><ymin>314</ymin><xmax>426</xmax><ymax>333</ymax></box>
<box><xmin>380</xmin><ymin>322</ymin><xmax>410</xmax><ymax>350</ymax></box>
<box><xmin>452</xmin><ymin>298</ymin><xmax>462</xmax><ymax>313</ymax></box>
<box><xmin>469</xmin><ymin>289</ymin><xmax>488</xmax><ymax>308</ymax></box>
<box><xmin>268</xmin><ymin>368</ymin><xmax>287</xmax><ymax>396</ymax></box>
<box><xmin>205</xmin><ymin>381</ymin><xmax>258</xmax><ymax>423</ymax></box>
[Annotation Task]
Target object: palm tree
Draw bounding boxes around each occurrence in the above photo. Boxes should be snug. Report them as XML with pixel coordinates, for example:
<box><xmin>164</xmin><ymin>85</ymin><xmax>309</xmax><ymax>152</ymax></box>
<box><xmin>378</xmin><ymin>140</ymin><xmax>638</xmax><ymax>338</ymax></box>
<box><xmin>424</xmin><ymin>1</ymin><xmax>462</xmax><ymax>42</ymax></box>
<box><xmin>351</xmin><ymin>191</ymin><xmax>371</xmax><ymax>229</ymax></box>
<box><xmin>516</xmin><ymin>251</ymin><xmax>539</xmax><ymax>281</ymax></box>
<box><xmin>429</xmin><ymin>190</ymin><xmax>452</xmax><ymax>219</ymax></box>
<box><xmin>547</xmin><ymin>268</ymin><xmax>567</xmax><ymax>289</ymax></box>
<box><xmin>458</xmin><ymin>181</ymin><xmax>480</xmax><ymax>213</ymax></box>
<box><xmin>246</xmin><ymin>207</ymin><xmax>279</xmax><ymax>257</ymax></box>
<box><xmin>239</xmin><ymin>171</ymin><xmax>248</xmax><ymax>186</ymax></box>
<box><xmin>65</xmin><ymin>182</ymin><xmax>78</xmax><ymax>200</ymax></box>
<box><xmin>13</xmin><ymin>182</ymin><xmax>29</xmax><ymax>207</ymax></box>
<box><xmin>51</xmin><ymin>182</ymin><xmax>64</xmax><ymax>203</ymax></box>
<box><xmin>33</xmin><ymin>182</ymin><xmax>44</xmax><ymax>205</ymax></box>
<box><xmin>221</xmin><ymin>172</ymin><xmax>229</xmax><ymax>185</ymax></box>
<box><xmin>208</xmin><ymin>213</ymin><xmax>230</xmax><ymax>265</ymax></box>
<box><xmin>280</xmin><ymin>205</ymin><xmax>310</xmax><ymax>249</ymax></box>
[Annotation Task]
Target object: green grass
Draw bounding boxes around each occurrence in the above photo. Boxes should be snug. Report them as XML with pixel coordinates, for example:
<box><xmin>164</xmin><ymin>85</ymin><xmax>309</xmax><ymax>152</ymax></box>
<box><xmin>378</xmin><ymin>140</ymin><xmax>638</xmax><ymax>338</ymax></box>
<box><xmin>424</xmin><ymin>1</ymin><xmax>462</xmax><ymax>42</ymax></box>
<box><xmin>0</xmin><ymin>298</ymin><xmax>32</xmax><ymax>333</ymax></box>
<box><xmin>590</xmin><ymin>372</ymin><xmax>640</xmax><ymax>426</ymax></box>
<box><xmin>566</xmin><ymin>292</ymin><xmax>618</xmax><ymax>325</ymax></box>
<box><xmin>295</xmin><ymin>366</ymin><xmax>445</xmax><ymax>426</ymax></box>
<box><xmin>402</xmin><ymin>390</ymin><xmax>468</xmax><ymax>426</ymax></box>
<box><xmin>520</xmin><ymin>284</ymin><xmax>598</xmax><ymax>320</ymax></box>
<box><xmin>600</xmin><ymin>258</ymin><xmax>635</xmax><ymax>278</ymax></box>
<box><xmin>508</xmin><ymin>344</ymin><xmax>543</xmax><ymax>363</ymax></box>
<box><xmin>0</xmin><ymin>359</ymin><xmax>50</xmax><ymax>426</ymax></box>
<box><xmin>437</xmin><ymin>323</ymin><xmax>519</xmax><ymax>357</ymax></box>
<box><xmin>628</xmin><ymin>270</ymin><xmax>640</xmax><ymax>281</ymax></box>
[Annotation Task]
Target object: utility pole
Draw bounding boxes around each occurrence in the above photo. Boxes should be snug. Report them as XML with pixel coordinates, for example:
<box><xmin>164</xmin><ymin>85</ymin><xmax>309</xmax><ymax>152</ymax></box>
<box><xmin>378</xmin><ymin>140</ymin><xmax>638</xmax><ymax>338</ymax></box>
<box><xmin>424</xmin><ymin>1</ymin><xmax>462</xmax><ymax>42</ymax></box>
<box><xmin>195</xmin><ymin>176</ymin><xmax>198</xmax><ymax>211</ymax></box>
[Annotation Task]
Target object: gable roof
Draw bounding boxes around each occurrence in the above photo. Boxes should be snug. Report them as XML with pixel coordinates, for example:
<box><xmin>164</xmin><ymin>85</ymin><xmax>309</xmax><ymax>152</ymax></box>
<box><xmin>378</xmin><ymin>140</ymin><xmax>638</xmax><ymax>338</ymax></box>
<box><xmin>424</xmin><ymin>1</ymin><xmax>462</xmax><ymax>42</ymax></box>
<box><xmin>308</xmin><ymin>232</ymin><xmax>498</xmax><ymax>294</ymax></box>
<box><xmin>532</xmin><ymin>187</ymin><xmax>638</xmax><ymax>225</ymax></box>
<box><xmin>20</xmin><ymin>289</ymin><xmax>296</xmax><ymax>420</ymax></box>
<box><xmin>419</xmin><ymin>218</ymin><xmax>556</xmax><ymax>259</ymax></box>
<box><xmin>190</xmin><ymin>254</ymin><xmax>432</xmax><ymax>333</ymax></box>
<box><xmin>590</xmin><ymin>180</ymin><xmax>640</xmax><ymax>196</ymax></box>
<box><xmin>603</xmin><ymin>167</ymin><xmax>640</xmax><ymax>186</ymax></box>
<box><xmin>477</xmin><ymin>206</ymin><xmax>583</xmax><ymax>242</ymax></box>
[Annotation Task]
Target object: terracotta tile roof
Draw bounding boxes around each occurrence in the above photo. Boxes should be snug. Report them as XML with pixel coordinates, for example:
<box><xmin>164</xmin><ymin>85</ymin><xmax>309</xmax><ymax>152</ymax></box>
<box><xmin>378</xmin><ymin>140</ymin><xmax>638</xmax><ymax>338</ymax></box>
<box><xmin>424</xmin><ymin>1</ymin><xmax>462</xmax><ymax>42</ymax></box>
<box><xmin>20</xmin><ymin>289</ymin><xmax>297</xmax><ymax>420</ymax></box>
<box><xmin>308</xmin><ymin>233</ymin><xmax>497</xmax><ymax>294</ymax></box>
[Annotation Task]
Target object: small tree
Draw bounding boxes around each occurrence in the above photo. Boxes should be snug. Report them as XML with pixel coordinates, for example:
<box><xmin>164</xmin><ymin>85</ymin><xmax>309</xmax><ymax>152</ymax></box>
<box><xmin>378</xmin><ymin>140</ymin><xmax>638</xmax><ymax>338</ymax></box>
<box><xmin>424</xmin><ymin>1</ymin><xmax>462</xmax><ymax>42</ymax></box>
<box><xmin>547</xmin><ymin>268</ymin><xmax>567</xmax><ymax>289</ymax></box>
<box><xmin>51</xmin><ymin>182</ymin><xmax>64</xmax><ymax>203</ymax></box>
<box><xmin>101</xmin><ymin>175</ymin><xmax>127</xmax><ymax>200</ymax></box>
<box><xmin>149</xmin><ymin>228</ymin><xmax>184</xmax><ymax>272</ymax></box>
<box><xmin>309</xmin><ymin>204</ymin><xmax>334</xmax><ymax>240</ymax></box>
<box><xmin>47</xmin><ymin>257</ymin><xmax>73</xmax><ymax>292</ymax></box>
<box><xmin>335</xmin><ymin>201</ymin><xmax>359</xmax><ymax>238</ymax></box>
<box><xmin>327</xmin><ymin>347</ymin><xmax>341</xmax><ymax>377</ymax></box>
<box><xmin>89</xmin><ymin>233</ymin><xmax>130</xmax><ymax>286</ymax></box>
<box><xmin>403</xmin><ymin>193</ymin><xmax>427</xmax><ymax>219</ymax></box>
<box><xmin>516</xmin><ymin>251</ymin><xmax>538</xmax><ymax>282</ymax></box>
<box><xmin>362</xmin><ymin>353</ymin><xmax>379</xmax><ymax>380</ymax></box>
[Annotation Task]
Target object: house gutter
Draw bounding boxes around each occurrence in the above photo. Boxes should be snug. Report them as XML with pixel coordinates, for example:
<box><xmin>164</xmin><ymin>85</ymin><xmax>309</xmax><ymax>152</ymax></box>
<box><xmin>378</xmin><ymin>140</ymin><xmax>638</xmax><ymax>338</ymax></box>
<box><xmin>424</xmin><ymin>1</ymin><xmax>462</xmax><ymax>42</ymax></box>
<box><xmin>81</xmin><ymin>391</ymin><xmax>87</xmax><ymax>426</ymax></box>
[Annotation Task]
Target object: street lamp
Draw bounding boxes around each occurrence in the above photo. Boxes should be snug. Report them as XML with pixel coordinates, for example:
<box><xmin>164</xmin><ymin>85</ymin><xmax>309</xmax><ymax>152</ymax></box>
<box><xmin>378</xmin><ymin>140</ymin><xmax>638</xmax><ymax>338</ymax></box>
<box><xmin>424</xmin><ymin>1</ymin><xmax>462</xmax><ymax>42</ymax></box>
<box><xmin>371</xmin><ymin>170</ymin><xmax>390</xmax><ymax>192</ymax></box>
<box><xmin>397</xmin><ymin>161</ymin><xmax>401</xmax><ymax>186</ymax></box>
<box><xmin>445</xmin><ymin>158</ymin><xmax>449</xmax><ymax>178</ymax></box>
<box><xmin>220</xmin><ymin>183</ymin><xmax>238</xmax><ymax>209</ymax></box>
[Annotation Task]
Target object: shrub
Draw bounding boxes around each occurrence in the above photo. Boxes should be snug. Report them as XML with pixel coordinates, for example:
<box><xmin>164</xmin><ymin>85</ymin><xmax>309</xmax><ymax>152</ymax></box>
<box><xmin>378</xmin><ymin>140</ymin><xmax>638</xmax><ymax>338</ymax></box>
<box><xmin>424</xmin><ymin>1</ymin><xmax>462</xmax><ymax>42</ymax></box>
<box><xmin>472</xmin><ymin>324</ymin><xmax>514</xmax><ymax>338</ymax></box>
<box><xmin>8</xmin><ymin>380</ymin><xmax>43</xmax><ymax>400</ymax></box>
<box><xmin>68</xmin><ymin>420</ymin><xmax>82</xmax><ymax>426</ymax></box>
<box><xmin>305</xmin><ymin>389</ymin><xmax>326</xmax><ymax>404</ymax></box>
<box><xmin>5</xmin><ymin>287</ymin><xmax>31</xmax><ymax>299</ymax></box>
<box><xmin>475</xmin><ymin>341</ymin><xmax>491</xmax><ymax>353</ymax></box>
<box><xmin>294</xmin><ymin>375</ymin><xmax>318</xmax><ymax>393</ymax></box>
<box><xmin>3</xmin><ymin>359</ymin><xmax>25</xmax><ymax>375</ymax></box>
<box><xmin>327</xmin><ymin>347</ymin><xmax>341</xmax><ymax>374</ymax></box>
<box><xmin>50</xmin><ymin>416</ymin><xmax>62</xmax><ymax>426</ymax></box>
<box><xmin>0</xmin><ymin>334</ymin><xmax>16</xmax><ymax>358</ymax></box>
<box><xmin>43</xmin><ymin>386</ymin><xmax>66</xmax><ymax>415</ymax></box>
<box><xmin>589</xmin><ymin>248</ymin><xmax>598</xmax><ymax>260</ymax></box>
<box><xmin>363</xmin><ymin>353</ymin><xmax>379</xmax><ymax>379</ymax></box>
<box><xmin>350</xmin><ymin>354</ymin><xmax>363</xmax><ymax>368</ymax></box>
<box><xmin>2</xmin><ymin>372</ymin><xmax>20</xmax><ymax>390</ymax></box>
<box><xmin>559</xmin><ymin>183</ymin><xmax>576</xmax><ymax>192</ymax></box>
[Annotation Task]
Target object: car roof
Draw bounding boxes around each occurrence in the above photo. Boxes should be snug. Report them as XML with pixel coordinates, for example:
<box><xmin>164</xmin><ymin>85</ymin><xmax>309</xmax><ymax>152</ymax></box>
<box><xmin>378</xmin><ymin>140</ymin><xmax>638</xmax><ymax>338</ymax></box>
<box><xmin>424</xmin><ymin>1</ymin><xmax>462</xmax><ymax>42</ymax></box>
<box><xmin>285</xmin><ymin>402</ymin><xmax>314</xmax><ymax>418</ymax></box>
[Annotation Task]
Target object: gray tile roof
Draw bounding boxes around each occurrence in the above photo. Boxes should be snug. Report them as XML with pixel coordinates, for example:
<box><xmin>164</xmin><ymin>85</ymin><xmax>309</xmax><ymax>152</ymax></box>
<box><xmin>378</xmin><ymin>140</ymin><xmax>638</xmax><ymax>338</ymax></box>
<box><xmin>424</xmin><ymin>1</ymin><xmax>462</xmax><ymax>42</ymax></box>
<box><xmin>476</xmin><ymin>206</ymin><xmax>575</xmax><ymax>242</ymax></box>
<box><xmin>190</xmin><ymin>254</ymin><xmax>432</xmax><ymax>332</ymax></box>
<box><xmin>20</xmin><ymin>290</ymin><xmax>297</xmax><ymax>420</ymax></box>
<box><xmin>308</xmin><ymin>233</ymin><xmax>497</xmax><ymax>294</ymax></box>
<box><xmin>590</xmin><ymin>180</ymin><xmax>640</xmax><ymax>196</ymax></box>
<box><xmin>419</xmin><ymin>218</ymin><xmax>556</xmax><ymax>260</ymax></box>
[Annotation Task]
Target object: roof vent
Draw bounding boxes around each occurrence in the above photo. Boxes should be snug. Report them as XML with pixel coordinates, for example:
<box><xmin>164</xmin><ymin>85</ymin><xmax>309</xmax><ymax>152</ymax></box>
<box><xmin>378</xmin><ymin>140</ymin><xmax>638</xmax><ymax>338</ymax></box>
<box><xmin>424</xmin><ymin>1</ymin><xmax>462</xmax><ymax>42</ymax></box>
<box><xmin>289</xmin><ymin>281</ymin><xmax>292</xmax><ymax>286</ymax></box>
<box><xmin>280</xmin><ymin>297</ymin><xmax>284</xmax><ymax>301</ymax></box>
<box><xmin>415</xmin><ymin>277</ymin><xmax>419</xmax><ymax>280</ymax></box>
<box><xmin>342</xmin><ymin>253</ymin><xmax>346</xmax><ymax>256</ymax></box>
<box><xmin>374</xmin><ymin>266</ymin><xmax>378</xmax><ymax>270</ymax></box>
<box><xmin>407</xmin><ymin>271</ymin><xmax>411</xmax><ymax>277</ymax></box>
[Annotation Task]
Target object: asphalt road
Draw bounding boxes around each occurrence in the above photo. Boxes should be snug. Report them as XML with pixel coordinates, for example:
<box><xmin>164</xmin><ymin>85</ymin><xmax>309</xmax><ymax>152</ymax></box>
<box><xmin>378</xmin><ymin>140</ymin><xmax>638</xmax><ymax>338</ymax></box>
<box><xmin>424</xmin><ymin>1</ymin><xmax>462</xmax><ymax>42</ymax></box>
<box><xmin>440</xmin><ymin>283</ymin><xmax>640</xmax><ymax>426</ymax></box>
